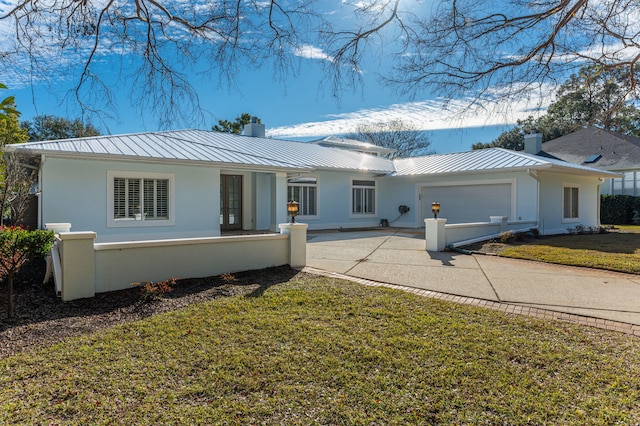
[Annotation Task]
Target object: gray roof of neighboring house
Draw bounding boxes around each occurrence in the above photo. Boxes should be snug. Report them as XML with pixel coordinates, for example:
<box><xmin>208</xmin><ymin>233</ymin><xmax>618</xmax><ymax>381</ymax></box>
<box><xmin>5</xmin><ymin>129</ymin><xmax>395</xmax><ymax>173</ymax></box>
<box><xmin>5</xmin><ymin>129</ymin><xmax>618</xmax><ymax>178</ymax></box>
<box><xmin>391</xmin><ymin>147</ymin><xmax>620</xmax><ymax>177</ymax></box>
<box><xmin>541</xmin><ymin>126</ymin><xmax>640</xmax><ymax>171</ymax></box>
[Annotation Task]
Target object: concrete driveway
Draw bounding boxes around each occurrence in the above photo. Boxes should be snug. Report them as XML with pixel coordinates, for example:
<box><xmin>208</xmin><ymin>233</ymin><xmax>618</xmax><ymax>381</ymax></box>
<box><xmin>306</xmin><ymin>229</ymin><xmax>640</xmax><ymax>328</ymax></box>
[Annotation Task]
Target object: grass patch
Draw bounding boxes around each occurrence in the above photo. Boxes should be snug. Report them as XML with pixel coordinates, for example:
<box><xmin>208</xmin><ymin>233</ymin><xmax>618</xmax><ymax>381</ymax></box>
<box><xmin>2</xmin><ymin>276</ymin><xmax>640</xmax><ymax>424</ymax></box>
<box><xmin>498</xmin><ymin>232</ymin><xmax>640</xmax><ymax>274</ymax></box>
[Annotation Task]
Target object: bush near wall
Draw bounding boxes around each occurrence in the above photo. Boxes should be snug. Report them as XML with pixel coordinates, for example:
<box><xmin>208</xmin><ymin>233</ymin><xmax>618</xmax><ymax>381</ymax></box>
<box><xmin>601</xmin><ymin>195</ymin><xmax>640</xmax><ymax>224</ymax></box>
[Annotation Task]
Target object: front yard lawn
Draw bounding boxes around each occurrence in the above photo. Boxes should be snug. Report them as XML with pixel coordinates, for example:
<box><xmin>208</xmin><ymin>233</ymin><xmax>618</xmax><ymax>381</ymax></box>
<box><xmin>498</xmin><ymin>230</ymin><xmax>640</xmax><ymax>274</ymax></box>
<box><xmin>2</xmin><ymin>275</ymin><xmax>640</xmax><ymax>424</ymax></box>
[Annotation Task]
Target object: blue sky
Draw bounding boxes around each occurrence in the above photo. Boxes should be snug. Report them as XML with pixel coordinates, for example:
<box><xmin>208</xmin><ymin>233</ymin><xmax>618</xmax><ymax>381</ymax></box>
<box><xmin>1</xmin><ymin>1</ymin><xmax>552</xmax><ymax>154</ymax></box>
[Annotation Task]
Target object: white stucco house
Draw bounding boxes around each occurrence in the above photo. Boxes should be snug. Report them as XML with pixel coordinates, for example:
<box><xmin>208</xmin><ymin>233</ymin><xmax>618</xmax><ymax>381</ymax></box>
<box><xmin>5</xmin><ymin>122</ymin><xmax>619</xmax><ymax>243</ymax></box>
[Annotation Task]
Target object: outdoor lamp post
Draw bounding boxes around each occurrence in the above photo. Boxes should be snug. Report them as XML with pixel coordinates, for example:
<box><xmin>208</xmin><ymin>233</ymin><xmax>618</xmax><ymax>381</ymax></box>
<box><xmin>287</xmin><ymin>200</ymin><xmax>299</xmax><ymax>223</ymax></box>
<box><xmin>431</xmin><ymin>201</ymin><xmax>441</xmax><ymax>219</ymax></box>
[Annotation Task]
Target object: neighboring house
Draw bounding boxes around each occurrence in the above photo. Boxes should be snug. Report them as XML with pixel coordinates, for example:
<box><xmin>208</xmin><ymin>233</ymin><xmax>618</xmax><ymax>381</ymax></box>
<box><xmin>4</xmin><ymin>122</ymin><xmax>618</xmax><ymax>241</ymax></box>
<box><xmin>532</xmin><ymin>126</ymin><xmax>640</xmax><ymax>196</ymax></box>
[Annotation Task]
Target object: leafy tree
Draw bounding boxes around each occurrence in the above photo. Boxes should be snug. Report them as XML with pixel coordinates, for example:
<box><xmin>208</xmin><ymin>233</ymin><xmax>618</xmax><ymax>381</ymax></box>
<box><xmin>474</xmin><ymin>65</ymin><xmax>640</xmax><ymax>150</ymax></box>
<box><xmin>21</xmin><ymin>115</ymin><xmax>101</xmax><ymax>141</ymax></box>
<box><xmin>0</xmin><ymin>83</ymin><xmax>20</xmax><ymax>120</ymax></box>
<box><xmin>536</xmin><ymin>66</ymin><xmax>640</xmax><ymax>138</ymax></box>
<box><xmin>0</xmin><ymin>226</ymin><xmax>55</xmax><ymax>318</ymax></box>
<box><xmin>0</xmin><ymin>85</ymin><xmax>53</xmax><ymax>319</ymax></box>
<box><xmin>1</xmin><ymin>1</ymin><xmax>638</xmax><ymax>122</ymax></box>
<box><xmin>0</xmin><ymin>85</ymin><xmax>31</xmax><ymax>225</ymax></box>
<box><xmin>213</xmin><ymin>113</ymin><xmax>260</xmax><ymax>135</ymax></box>
<box><xmin>472</xmin><ymin>117</ymin><xmax>537</xmax><ymax>151</ymax></box>
<box><xmin>345</xmin><ymin>120</ymin><xmax>433</xmax><ymax>159</ymax></box>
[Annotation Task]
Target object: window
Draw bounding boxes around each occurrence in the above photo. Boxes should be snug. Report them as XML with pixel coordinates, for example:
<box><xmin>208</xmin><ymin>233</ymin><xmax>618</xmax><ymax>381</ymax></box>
<box><xmin>108</xmin><ymin>171</ymin><xmax>174</xmax><ymax>227</ymax></box>
<box><xmin>624</xmin><ymin>171</ymin><xmax>636</xmax><ymax>196</ymax></box>
<box><xmin>612</xmin><ymin>177</ymin><xmax>622</xmax><ymax>195</ymax></box>
<box><xmin>287</xmin><ymin>177</ymin><xmax>317</xmax><ymax>216</ymax></box>
<box><xmin>563</xmin><ymin>185</ymin><xmax>579</xmax><ymax>220</ymax></box>
<box><xmin>352</xmin><ymin>179</ymin><xmax>376</xmax><ymax>215</ymax></box>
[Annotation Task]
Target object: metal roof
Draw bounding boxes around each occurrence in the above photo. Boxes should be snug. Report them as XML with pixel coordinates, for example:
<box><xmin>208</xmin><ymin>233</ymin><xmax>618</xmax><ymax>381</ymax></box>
<box><xmin>5</xmin><ymin>129</ymin><xmax>395</xmax><ymax>173</ymax></box>
<box><xmin>5</xmin><ymin>130</ymin><xmax>619</xmax><ymax>178</ymax></box>
<box><xmin>391</xmin><ymin>148</ymin><xmax>620</xmax><ymax>177</ymax></box>
<box><xmin>312</xmin><ymin>136</ymin><xmax>396</xmax><ymax>155</ymax></box>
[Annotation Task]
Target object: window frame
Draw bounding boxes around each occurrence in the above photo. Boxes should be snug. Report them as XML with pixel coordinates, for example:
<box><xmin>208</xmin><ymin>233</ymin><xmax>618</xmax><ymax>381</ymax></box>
<box><xmin>287</xmin><ymin>176</ymin><xmax>319</xmax><ymax>219</ymax></box>
<box><xmin>350</xmin><ymin>178</ymin><xmax>377</xmax><ymax>216</ymax></box>
<box><xmin>562</xmin><ymin>183</ymin><xmax>580</xmax><ymax>222</ymax></box>
<box><xmin>107</xmin><ymin>170</ymin><xmax>175</xmax><ymax>228</ymax></box>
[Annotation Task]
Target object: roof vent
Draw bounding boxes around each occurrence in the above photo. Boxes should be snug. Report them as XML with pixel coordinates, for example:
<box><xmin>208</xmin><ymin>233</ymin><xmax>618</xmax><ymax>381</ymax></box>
<box><xmin>584</xmin><ymin>154</ymin><xmax>602</xmax><ymax>164</ymax></box>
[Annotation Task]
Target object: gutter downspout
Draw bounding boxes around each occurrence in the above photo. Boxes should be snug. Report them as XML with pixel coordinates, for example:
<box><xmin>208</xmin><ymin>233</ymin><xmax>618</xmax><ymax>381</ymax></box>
<box><xmin>527</xmin><ymin>169</ymin><xmax>541</xmax><ymax>234</ymax></box>
<box><xmin>38</xmin><ymin>155</ymin><xmax>45</xmax><ymax>230</ymax></box>
<box><xmin>597</xmin><ymin>178</ymin><xmax>606</xmax><ymax>227</ymax></box>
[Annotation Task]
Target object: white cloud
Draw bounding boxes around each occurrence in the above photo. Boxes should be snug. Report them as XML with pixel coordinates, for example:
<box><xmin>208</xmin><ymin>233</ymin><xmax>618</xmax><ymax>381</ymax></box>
<box><xmin>293</xmin><ymin>44</ymin><xmax>334</xmax><ymax>62</ymax></box>
<box><xmin>267</xmin><ymin>87</ymin><xmax>553</xmax><ymax>138</ymax></box>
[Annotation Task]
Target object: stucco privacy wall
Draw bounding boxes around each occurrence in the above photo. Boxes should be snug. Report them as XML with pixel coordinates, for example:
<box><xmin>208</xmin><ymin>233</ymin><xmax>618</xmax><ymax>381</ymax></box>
<box><xmin>57</xmin><ymin>224</ymin><xmax>308</xmax><ymax>300</ymax></box>
<box><xmin>41</xmin><ymin>157</ymin><xmax>221</xmax><ymax>241</ymax></box>
<box><xmin>537</xmin><ymin>171</ymin><xmax>602</xmax><ymax>235</ymax></box>
<box><xmin>377</xmin><ymin>171</ymin><xmax>539</xmax><ymax>228</ymax></box>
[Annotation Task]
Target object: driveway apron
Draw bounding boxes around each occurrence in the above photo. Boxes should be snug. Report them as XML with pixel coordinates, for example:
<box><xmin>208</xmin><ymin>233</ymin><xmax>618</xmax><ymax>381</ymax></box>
<box><xmin>306</xmin><ymin>229</ymin><xmax>640</xmax><ymax>326</ymax></box>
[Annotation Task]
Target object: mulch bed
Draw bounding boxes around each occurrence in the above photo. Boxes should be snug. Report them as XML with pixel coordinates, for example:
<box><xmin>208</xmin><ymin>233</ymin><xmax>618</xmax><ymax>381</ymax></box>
<box><xmin>0</xmin><ymin>261</ymin><xmax>301</xmax><ymax>357</ymax></box>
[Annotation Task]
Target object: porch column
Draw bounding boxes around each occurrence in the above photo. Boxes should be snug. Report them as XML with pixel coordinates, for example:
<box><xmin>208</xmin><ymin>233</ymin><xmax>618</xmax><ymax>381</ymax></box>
<box><xmin>271</xmin><ymin>172</ymin><xmax>288</xmax><ymax>232</ymax></box>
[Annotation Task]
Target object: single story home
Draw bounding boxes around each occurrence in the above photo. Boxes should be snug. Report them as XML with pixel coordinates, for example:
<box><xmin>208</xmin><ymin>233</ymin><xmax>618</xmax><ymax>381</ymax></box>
<box><xmin>5</xmin><ymin>122</ymin><xmax>619</xmax><ymax>242</ymax></box>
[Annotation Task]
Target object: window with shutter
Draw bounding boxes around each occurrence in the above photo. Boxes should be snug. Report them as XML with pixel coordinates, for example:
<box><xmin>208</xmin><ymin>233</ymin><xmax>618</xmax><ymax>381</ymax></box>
<box><xmin>107</xmin><ymin>171</ymin><xmax>174</xmax><ymax>227</ymax></box>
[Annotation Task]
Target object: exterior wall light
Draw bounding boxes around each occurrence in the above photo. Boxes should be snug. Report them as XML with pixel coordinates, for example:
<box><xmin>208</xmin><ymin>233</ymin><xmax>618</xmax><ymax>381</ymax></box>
<box><xmin>431</xmin><ymin>201</ymin><xmax>441</xmax><ymax>219</ymax></box>
<box><xmin>287</xmin><ymin>200</ymin><xmax>299</xmax><ymax>223</ymax></box>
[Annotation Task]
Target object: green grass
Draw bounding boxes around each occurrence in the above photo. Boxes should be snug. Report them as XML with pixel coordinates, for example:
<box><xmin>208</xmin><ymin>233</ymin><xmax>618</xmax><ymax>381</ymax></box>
<box><xmin>499</xmin><ymin>231</ymin><xmax>640</xmax><ymax>274</ymax></box>
<box><xmin>2</xmin><ymin>276</ymin><xmax>640</xmax><ymax>424</ymax></box>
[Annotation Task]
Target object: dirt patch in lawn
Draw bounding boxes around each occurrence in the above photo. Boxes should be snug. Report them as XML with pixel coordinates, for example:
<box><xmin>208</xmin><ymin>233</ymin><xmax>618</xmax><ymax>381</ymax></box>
<box><xmin>0</xmin><ymin>261</ymin><xmax>302</xmax><ymax>357</ymax></box>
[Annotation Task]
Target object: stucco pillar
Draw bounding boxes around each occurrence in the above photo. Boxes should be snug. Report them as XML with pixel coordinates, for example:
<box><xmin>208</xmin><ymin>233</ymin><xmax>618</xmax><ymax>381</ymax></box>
<box><xmin>271</xmin><ymin>172</ymin><xmax>288</xmax><ymax>232</ymax></box>
<box><xmin>425</xmin><ymin>218</ymin><xmax>447</xmax><ymax>251</ymax></box>
<box><xmin>58</xmin><ymin>232</ymin><xmax>96</xmax><ymax>301</ymax></box>
<box><xmin>279</xmin><ymin>222</ymin><xmax>308</xmax><ymax>268</ymax></box>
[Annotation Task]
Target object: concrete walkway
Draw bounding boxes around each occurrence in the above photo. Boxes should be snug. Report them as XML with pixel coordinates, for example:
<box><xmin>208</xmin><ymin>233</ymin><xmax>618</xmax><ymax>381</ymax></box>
<box><xmin>305</xmin><ymin>229</ymin><xmax>640</xmax><ymax>335</ymax></box>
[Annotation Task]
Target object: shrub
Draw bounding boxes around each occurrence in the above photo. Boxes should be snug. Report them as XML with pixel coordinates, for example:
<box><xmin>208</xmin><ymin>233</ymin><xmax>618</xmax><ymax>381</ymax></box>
<box><xmin>601</xmin><ymin>195</ymin><xmax>640</xmax><ymax>224</ymax></box>
<box><xmin>0</xmin><ymin>226</ymin><xmax>55</xmax><ymax>318</ymax></box>
<box><xmin>498</xmin><ymin>230</ymin><xmax>514</xmax><ymax>243</ymax></box>
<box><xmin>135</xmin><ymin>277</ymin><xmax>178</xmax><ymax>300</ymax></box>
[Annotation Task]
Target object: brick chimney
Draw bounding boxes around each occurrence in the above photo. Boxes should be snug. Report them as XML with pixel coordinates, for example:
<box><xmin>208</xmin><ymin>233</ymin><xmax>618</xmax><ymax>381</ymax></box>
<box><xmin>243</xmin><ymin>116</ymin><xmax>265</xmax><ymax>138</ymax></box>
<box><xmin>524</xmin><ymin>131</ymin><xmax>542</xmax><ymax>155</ymax></box>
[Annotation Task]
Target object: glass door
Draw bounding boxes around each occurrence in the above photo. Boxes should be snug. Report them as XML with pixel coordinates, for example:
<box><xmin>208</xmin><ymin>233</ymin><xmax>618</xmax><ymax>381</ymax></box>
<box><xmin>220</xmin><ymin>175</ymin><xmax>243</xmax><ymax>230</ymax></box>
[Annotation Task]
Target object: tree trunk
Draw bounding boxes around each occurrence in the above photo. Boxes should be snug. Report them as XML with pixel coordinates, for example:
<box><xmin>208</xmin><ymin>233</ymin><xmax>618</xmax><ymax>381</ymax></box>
<box><xmin>7</xmin><ymin>270</ymin><xmax>14</xmax><ymax>319</ymax></box>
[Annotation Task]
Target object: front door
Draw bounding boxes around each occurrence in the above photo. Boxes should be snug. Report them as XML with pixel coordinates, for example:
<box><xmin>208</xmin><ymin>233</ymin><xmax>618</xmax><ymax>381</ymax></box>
<box><xmin>220</xmin><ymin>175</ymin><xmax>242</xmax><ymax>230</ymax></box>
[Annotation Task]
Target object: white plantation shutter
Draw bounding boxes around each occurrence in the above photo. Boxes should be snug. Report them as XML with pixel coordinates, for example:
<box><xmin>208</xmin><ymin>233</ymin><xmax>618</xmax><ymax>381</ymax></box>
<box><xmin>113</xmin><ymin>177</ymin><xmax>169</xmax><ymax>221</ymax></box>
<box><xmin>114</xmin><ymin>177</ymin><xmax>126</xmax><ymax>218</ymax></box>
<box><xmin>127</xmin><ymin>178</ymin><xmax>140</xmax><ymax>218</ymax></box>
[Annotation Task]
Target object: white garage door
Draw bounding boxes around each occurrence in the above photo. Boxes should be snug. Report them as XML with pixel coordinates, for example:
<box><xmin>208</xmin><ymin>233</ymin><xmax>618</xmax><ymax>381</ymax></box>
<box><xmin>421</xmin><ymin>184</ymin><xmax>512</xmax><ymax>224</ymax></box>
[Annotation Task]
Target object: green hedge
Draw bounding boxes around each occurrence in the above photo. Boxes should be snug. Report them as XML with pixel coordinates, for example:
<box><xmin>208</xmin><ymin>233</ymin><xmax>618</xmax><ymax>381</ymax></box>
<box><xmin>601</xmin><ymin>195</ymin><xmax>640</xmax><ymax>224</ymax></box>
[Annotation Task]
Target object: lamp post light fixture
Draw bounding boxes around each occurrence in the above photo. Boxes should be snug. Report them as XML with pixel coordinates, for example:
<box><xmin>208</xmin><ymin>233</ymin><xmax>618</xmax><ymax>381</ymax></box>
<box><xmin>431</xmin><ymin>201</ymin><xmax>441</xmax><ymax>219</ymax></box>
<box><xmin>287</xmin><ymin>200</ymin><xmax>300</xmax><ymax>223</ymax></box>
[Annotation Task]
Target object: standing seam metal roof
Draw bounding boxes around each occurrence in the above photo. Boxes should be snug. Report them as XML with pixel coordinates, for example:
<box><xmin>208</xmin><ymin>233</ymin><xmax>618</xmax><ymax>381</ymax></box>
<box><xmin>391</xmin><ymin>148</ymin><xmax>620</xmax><ymax>176</ymax></box>
<box><xmin>5</xmin><ymin>130</ymin><xmax>619</xmax><ymax>177</ymax></box>
<box><xmin>7</xmin><ymin>130</ymin><xmax>395</xmax><ymax>173</ymax></box>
